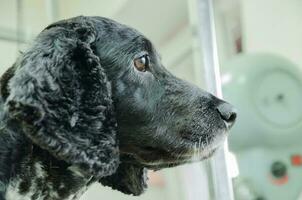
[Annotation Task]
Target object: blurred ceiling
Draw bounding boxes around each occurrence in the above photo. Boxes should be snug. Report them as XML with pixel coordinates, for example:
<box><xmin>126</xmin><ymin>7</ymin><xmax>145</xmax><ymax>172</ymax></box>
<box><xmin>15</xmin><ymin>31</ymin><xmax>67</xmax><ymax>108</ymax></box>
<box><xmin>0</xmin><ymin>0</ymin><xmax>189</xmax><ymax>48</ymax></box>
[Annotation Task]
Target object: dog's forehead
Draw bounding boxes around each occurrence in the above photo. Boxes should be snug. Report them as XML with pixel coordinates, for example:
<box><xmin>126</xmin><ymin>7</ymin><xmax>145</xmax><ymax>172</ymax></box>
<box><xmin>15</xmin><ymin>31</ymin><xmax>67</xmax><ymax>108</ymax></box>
<box><xmin>92</xmin><ymin>17</ymin><xmax>154</xmax><ymax>52</ymax></box>
<box><xmin>93</xmin><ymin>17</ymin><xmax>140</xmax><ymax>40</ymax></box>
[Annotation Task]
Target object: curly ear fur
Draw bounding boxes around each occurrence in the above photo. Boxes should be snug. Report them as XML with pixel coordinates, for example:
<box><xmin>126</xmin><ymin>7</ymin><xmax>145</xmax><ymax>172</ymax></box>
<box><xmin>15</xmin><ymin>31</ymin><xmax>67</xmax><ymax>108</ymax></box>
<box><xmin>99</xmin><ymin>162</ymin><xmax>148</xmax><ymax>196</ymax></box>
<box><xmin>3</xmin><ymin>17</ymin><xmax>119</xmax><ymax>178</ymax></box>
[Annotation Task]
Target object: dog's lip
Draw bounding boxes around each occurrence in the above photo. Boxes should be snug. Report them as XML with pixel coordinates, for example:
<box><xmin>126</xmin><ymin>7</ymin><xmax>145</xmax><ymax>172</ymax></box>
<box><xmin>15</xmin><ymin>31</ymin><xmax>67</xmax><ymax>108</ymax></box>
<box><xmin>120</xmin><ymin>145</ymin><xmax>190</xmax><ymax>163</ymax></box>
<box><xmin>120</xmin><ymin>142</ymin><xmax>195</xmax><ymax>159</ymax></box>
<box><xmin>119</xmin><ymin>143</ymin><xmax>218</xmax><ymax>170</ymax></box>
<box><xmin>179</xmin><ymin>126</ymin><xmax>228</xmax><ymax>142</ymax></box>
<box><xmin>120</xmin><ymin>147</ymin><xmax>217</xmax><ymax>170</ymax></box>
<box><xmin>119</xmin><ymin>130</ymin><xmax>227</xmax><ymax>169</ymax></box>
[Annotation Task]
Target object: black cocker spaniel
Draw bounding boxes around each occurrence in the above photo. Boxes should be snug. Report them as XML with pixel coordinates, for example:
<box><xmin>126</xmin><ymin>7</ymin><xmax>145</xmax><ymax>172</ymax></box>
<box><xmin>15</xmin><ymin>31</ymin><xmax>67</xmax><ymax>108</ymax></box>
<box><xmin>0</xmin><ymin>16</ymin><xmax>236</xmax><ymax>200</ymax></box>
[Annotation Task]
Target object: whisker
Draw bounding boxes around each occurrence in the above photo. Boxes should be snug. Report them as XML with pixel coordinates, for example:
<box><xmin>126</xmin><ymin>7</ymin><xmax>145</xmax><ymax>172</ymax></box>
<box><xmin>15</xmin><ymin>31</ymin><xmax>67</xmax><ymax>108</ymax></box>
<box><xmin>193</xmin><ymin>142</ymin><xmax>197</xmax><ymax>161</ymax></box>
<box><xmin>199</xmin><ymin>137</ymin><xmax>202</xmax><ymax>159</ymax></box>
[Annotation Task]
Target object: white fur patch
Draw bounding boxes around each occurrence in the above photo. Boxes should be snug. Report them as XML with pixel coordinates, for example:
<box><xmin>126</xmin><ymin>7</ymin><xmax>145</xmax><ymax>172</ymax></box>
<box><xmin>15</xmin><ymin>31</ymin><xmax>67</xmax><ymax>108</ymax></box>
<box><xmin>5</xmin><ymin>162</ymin><xmax>46</xmax><ymax>200</ymax></box>
<box><xmin>5</xmin><ymin>182</ymin><xmax>33</xmax><ymax>200</ymax></box>
<box><xmin>5</xmin><ymin>162</ymin><xmax>91</xmax><ymax>200</ymax></box>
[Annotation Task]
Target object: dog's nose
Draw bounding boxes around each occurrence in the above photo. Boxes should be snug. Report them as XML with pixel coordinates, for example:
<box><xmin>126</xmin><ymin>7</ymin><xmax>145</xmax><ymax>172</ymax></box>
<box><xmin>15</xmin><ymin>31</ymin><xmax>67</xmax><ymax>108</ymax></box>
<box><xmin>216</xmin><ymin>103</ymin><xmax>237</xmax><ymax>128</ymax></box>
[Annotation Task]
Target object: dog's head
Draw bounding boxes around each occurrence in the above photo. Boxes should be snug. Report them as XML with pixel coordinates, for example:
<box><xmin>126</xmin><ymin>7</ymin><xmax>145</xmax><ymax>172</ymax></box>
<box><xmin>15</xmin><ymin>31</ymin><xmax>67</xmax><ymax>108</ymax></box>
<box><xmin>1</xmin><ymin>16</ymin><xmax>236</xmax><ymax>196</ymax></box>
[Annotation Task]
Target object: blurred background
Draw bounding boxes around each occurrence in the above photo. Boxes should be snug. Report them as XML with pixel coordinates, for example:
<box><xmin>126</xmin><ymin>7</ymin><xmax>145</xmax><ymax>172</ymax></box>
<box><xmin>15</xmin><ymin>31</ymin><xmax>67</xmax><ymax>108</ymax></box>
<box><xmin>1</xmin><ymin>0</ymin><xmax>302</xmax><ymax>199</ymax></box>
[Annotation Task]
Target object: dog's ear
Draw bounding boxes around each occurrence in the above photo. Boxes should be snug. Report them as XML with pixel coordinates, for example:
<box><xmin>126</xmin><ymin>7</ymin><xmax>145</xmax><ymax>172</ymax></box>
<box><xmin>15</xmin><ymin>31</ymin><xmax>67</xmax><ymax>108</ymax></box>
<box><xmin>99</xmin><ymin>162</ymin><xmax>148</xmax><ymax>196</ymax></box>
<box><xmin>3</xmin><ymin>17</ymin><xmax>119</xmax><ymax>178</ymax></box>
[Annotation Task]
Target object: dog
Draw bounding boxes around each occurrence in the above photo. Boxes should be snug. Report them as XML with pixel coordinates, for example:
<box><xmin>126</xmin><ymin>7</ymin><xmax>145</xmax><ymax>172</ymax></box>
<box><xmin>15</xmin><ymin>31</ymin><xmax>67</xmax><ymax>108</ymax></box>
<box><xmin>0</xmin><ymin>16</ymin><xmax>236</xmax><ymax>200</ymax></box>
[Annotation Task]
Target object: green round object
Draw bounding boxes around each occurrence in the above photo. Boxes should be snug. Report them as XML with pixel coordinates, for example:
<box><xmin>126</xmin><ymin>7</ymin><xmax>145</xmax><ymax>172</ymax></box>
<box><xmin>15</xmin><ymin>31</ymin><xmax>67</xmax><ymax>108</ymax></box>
<box><xmin>222</xmin><ymin>53</ymin><xmax>302</xmax><ymax>151</ymax></box>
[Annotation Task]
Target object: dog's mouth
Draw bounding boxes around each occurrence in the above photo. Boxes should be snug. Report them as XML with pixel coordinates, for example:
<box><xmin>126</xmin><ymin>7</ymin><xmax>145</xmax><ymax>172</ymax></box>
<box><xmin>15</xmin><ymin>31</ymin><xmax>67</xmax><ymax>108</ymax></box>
<box><xmin>119</xmin><ymin>132</ymin><xmax>226</xmax><ymax>170</ymax></box>
<box><xmin>120</xmin><ymin>146</ymin><xmax>217</xmax><ymax>170</ymax></box>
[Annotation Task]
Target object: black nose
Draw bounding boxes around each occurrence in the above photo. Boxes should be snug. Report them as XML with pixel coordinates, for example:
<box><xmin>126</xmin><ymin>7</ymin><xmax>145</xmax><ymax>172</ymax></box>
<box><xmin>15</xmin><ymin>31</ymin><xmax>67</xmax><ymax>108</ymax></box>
<box><xmin>217</xmin><ymin>103</ymin><xmax>237</xmax><ymax>128</ymax></box>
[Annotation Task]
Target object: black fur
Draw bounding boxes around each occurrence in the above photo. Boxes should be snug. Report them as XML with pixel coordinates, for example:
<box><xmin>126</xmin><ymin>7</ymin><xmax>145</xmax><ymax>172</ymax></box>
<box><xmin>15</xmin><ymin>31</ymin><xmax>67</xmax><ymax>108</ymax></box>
<box><xmin>0</xmin><ymin>16</ymin><xmax>236</xmax><ymax>200</ymax></box>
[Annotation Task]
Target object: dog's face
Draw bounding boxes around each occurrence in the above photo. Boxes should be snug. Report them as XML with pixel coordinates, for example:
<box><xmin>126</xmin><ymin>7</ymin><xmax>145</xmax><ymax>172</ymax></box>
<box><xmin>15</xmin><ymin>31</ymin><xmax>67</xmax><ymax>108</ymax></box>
<box><xmin>93</xmin><ymin>17</ymin><xmax>237</xmax><ymax>169</ymax></box>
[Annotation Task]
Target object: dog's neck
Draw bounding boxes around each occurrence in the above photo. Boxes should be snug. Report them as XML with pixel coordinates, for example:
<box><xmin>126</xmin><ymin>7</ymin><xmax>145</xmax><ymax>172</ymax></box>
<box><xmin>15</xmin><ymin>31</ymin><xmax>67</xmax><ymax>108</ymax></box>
<box><xmin>0</xmin><ymin>130</ymin><xmax>94</xmax><ymax>200</ymax></box>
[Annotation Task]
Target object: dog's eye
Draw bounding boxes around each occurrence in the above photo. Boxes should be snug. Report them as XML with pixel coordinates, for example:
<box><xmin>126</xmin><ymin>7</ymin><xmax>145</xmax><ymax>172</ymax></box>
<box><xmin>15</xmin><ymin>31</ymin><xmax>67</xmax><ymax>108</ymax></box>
<box><xmin>134</xmin><ymin>55</ymin><xmax>150</xmax><ymax>72</ymax></box>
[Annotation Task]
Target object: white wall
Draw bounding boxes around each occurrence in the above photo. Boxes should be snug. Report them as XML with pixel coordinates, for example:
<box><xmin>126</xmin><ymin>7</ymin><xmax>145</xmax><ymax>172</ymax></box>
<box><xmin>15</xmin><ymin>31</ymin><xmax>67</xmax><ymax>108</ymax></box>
<box><xmin>241</xmin><ymin>0</ymin><xmax>302</xmax><ymax>68</ymax></box>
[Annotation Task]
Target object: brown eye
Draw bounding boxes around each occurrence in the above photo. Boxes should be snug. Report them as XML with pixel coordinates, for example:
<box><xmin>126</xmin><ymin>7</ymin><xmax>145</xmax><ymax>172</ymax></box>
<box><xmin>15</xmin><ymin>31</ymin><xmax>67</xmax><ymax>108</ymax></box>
<box><xmin>134</xmin><ymin>55</ymin><xmax>150</xmax><ymax>72</ymax></box>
